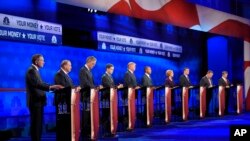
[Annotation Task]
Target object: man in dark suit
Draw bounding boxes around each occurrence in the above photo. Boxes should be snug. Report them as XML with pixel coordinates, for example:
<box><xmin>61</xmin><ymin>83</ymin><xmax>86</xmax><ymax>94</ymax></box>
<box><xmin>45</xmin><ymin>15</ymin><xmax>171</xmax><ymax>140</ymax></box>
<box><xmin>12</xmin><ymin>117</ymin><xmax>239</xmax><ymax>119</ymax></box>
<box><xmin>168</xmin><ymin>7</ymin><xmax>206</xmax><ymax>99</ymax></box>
<box><xmin>142</xmin><ymin>66</ymin><xmax>153</xmax><ymax>87</ymax></box>
<box><xmin>25</xmin><ymin>54</ymin><xmax>63</xmax><ymax>141</ymax></box>
<box><xmin>124</xmin><ymin>62</ymin><xmax>139</xmax><ymax>88</ymax></box>
<box><xmin>218</xmin><ymin>71</ymin><xmax>231</xmax><ymax>114</ymax></box>
<box><xmin>79</xmin><ymin>56</ymin><xmax>96</xmax><ymax>89</ymax></box>
<box><xmin>54</xmin><ymin>60</ymin><xmax>79</xmax><ymax>141</ymax></box>
<box><xmin>178</xmin><ymin>67</ymin><xmax>192</xmax><ymax>116</ymax></box>
<box><xmin>54</xmin><ymin>60</ymin><xmax>74</xmax><ymax>88</ymax></box>
<box><xmin>79</xmin><ymin>56</ymin><xmax>96</xmax><ymax>138</ymax></box>
<box><xmin>102</xmin><ymin>64</ymin><xmax>123</xmax><ymax>91</ymax></box>
<box><xmin>179</xmin><ymin>67</ymin><xmax>191</xmax><ymax>87</ymax></box>
<box><xmin>102</xmin><ymin>64</ymin><xmax>115</xmax><ymax>88</ymax></box>
<box><xmin>218</xmin><ymin>71</ymin><xmax>230</xmax><ymax>87</ymax></box>
<box><xmin>200</xmin><ymin>70</ymin><xmax>213</xmax><ymax>88</ymax></box>
<box><xmin>101</xmin><ymin>63</ymin><xmax>122</xmax><ymax>137</ymax></box>
<box><xmin>141</xmin><ymin>66</ymin><xmax>153</xmax><ymax>126</ymax></box>
<box><xmin>200</xmin><ymin>70</ymin><xmax>214</xmax><ymax>116</ymax></box>
<box><xmin>123</xmin><ymin>62</ymin><xmax>139</xmax><ymax>131</ymax></box>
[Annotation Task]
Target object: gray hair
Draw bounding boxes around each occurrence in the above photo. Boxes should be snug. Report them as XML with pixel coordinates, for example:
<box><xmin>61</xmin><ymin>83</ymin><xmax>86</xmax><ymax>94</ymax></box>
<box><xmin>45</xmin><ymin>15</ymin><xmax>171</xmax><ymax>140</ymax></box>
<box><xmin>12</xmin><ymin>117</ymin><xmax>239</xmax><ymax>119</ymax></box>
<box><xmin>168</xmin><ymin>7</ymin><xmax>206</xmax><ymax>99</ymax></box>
<box><xmin>86</xmin><ymin>56</ymin><xmax>97</xmax><ymax>63</ymax></box>
<box><xmin>60</xmin><ymin>60</ymin><xmax>71</xmax><ymax>67</ymax></box>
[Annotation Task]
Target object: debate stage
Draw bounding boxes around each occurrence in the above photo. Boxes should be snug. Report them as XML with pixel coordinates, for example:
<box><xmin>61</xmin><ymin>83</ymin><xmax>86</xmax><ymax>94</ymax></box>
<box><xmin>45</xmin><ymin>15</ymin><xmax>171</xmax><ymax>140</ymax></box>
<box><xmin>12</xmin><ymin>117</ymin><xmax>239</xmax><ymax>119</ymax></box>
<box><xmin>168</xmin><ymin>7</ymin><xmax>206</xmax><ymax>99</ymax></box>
<box><xmin>3</xmin><ymin>112</ymin><xmax>250</xmax><ymax>141</ymax></box>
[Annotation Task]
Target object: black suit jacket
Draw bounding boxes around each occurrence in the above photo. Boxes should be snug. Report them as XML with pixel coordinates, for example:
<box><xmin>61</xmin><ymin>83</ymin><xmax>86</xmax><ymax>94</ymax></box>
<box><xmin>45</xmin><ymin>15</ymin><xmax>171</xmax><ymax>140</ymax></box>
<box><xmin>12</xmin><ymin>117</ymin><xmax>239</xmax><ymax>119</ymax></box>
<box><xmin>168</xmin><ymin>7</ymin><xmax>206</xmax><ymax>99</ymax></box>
<box><xmin>54</xmin><ymin>69</ymin><xmax>74</xmax><ymax>88</ymax></box>
<box><xmin>200</xmin><ymin>76</ymin><xmax>213</xmax><ymax>88</ymax></box>
<box><xmin>124</xmin><ymin>70</ymin><xmax>137</xmax><ymax>88</ymax></box>
<box><xmin>218</xmin><ymin>78</ymin><xmax>230</xmax><ymax>87</ymax></box>
<box><xmin>102</xmin><ymin>73</ymin><xmax>115</xmax><ymax>88</ymax></box>
<box><xmin>79</xmin><ymin>66</ymin><xmax>95</xmax><ymax>100</ymax></box>
<box><xmin>101</xmin><ymin>73</ymin><xmax>115</xmax><ymax>100</ymax></box>
<box><xmin>25</xmin><ymin>65</ymin><xmax>50</xmax><ymax>107</ymax></box>
<box><xmin>142</xmin><ymin>74</ymin><xmax>153</xmax><ymax>87</ymax></box>
<box><xmin>79</xmin><ymin>66</ymin><xmax>95</xmax><ymax>88</ymax></box>
<box><xmin>179</xmin><ymin>74</ymin><xmax>191</xmax><ymax>87</ymax></box>
<box><xmin>165</xmin><ymin>77</ymin><xmax>175</xmax><ymax>88</ymax></box>
<box><xmin>54</xmin><ymin>69</ymin><xmax>74</xmax><ymax>105</ymax></box>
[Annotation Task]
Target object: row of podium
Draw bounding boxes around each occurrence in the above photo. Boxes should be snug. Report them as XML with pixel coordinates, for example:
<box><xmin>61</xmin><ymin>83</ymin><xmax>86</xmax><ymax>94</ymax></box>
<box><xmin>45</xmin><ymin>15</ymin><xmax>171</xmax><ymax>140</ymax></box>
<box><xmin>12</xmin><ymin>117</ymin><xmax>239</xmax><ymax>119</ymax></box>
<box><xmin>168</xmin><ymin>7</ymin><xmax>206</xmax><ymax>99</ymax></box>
<box><xmin>55</xmin><ymin>85</ymin><xmax>243</xmax><ymax>140</ymax></box>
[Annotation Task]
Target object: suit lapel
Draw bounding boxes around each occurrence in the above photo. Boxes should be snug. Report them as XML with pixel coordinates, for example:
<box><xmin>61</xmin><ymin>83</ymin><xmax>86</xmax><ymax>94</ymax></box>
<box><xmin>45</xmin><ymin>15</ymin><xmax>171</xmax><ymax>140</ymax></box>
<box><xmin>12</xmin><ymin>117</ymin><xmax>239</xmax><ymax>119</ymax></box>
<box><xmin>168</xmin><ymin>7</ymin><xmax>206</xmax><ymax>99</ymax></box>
<box><xmin>32</xmin><ymin>66</ymin><xmax>42</xmax><ymax>81</ymax></box>
<box><xmin>61</xmin><ymin>70</ymin><xmax>73</xmax><ymax>86</ymax></box>
<box><xmin>85</xmin><ymin>66</ymin><xmax>94</xmax><ymax>84</ymax></box>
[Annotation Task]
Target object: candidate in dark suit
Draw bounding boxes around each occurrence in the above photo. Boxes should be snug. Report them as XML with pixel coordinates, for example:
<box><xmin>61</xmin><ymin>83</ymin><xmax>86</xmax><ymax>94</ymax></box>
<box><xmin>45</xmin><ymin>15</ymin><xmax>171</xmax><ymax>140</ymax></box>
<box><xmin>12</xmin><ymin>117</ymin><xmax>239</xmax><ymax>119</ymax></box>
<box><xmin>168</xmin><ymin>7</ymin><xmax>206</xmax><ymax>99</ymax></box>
<box><xmin>142</xmin><ymin>66</ymin><xmax>153</xmax><ymax>87</ymax></box>
<box><xmin>123</xmin><ymin>62</ymin><xmax>139</xmax><ymax>99</ymax></box>
<box><xmin>54</xmin><ymin>60</ymin><xmax>74</xmax><ymax>88</ymax></box>
<box><xmin>218</xmin><ymin>71</ymin><xmax>231</xmax><ymax>114</ymax></box>
<box><xmin>54</xmin><ymin>60</ymin><xmax>75</xmax><ymax>141</ymax></box>
<box><xmin>102</xmin><ymin>63</ymin><xmax>123</xmax><ymax>99</ymax></box>
<box><xmin>141</xmin><ymin>66</ymin><xmax>153</xmax><ymax>125</ymax></box>
<box><xmin>54</xmin><ymin>60</ymin><xmax>74</xmax><ymax>104</ymax></box>
<box><xmin>102</xmin><ymin>64</ymin><xmax>115</xmax><ymax>88</ymax></box>
<box><xmin>178</xmin><ymin>68</ymin><xmax>192</xmax><ymax>115</ymax></box>
<box><xmin>124</xmin><ymin>62</ymin><xmax>137</xmax><ymax>88</ymax></box>
<box><xmin>79</xmin><ymin>56</ymin><xmax>96</xmax><ymax>138</ymax></box>
<box><xmin>200</xmin><ymin>70</ymin><xmax>214</xmax><ymax>116</ymax></box>
<box><xmin>101</xmin><ymin>64</ymin><xmax>122</xmax><ymax>137</ymax></box>
<box><xmin>123</xmin><ymin>62</ymin><xmax>139</xmax><ymax>130</ymax></box>
<box><xmin>25</xmin><ymin>54</ymin><xmax>63</xmax><ymax>141</ymax></box>
<box><xmin>179</xmin><ymin>67</ymin><xmax>191</xmax><ymax>87</ymax></box>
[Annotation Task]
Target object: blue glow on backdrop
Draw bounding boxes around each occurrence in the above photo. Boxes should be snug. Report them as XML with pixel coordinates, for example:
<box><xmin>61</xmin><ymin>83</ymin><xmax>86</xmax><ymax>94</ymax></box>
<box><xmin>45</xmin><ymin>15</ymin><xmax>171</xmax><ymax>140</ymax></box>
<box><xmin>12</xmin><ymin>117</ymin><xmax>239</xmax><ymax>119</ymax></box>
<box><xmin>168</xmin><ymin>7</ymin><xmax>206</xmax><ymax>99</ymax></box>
<box><xmin>0</xmin><ymin>40</ymin><xmax>180</xmax><ymax>118</ymax></box>
<box><xmin>207</xmin><ymin>36</ymin><xmax>229</xmax><ymax>81</ymax></box>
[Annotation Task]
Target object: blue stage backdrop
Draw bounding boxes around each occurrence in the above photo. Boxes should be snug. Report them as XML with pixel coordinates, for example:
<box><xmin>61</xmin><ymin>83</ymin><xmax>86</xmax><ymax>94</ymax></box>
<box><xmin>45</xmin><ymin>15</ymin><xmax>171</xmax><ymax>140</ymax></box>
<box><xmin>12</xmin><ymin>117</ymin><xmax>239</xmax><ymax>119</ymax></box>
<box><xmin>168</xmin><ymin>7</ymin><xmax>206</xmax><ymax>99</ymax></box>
<box><xmin>0</xmin><ymin>0</ymin><xmax>244</xmax><ymax>130</ymax></box>
<box><xmin>0</xmin><ymin>40</ymin><xmax>179</xmax><ymax>118</ymax></box>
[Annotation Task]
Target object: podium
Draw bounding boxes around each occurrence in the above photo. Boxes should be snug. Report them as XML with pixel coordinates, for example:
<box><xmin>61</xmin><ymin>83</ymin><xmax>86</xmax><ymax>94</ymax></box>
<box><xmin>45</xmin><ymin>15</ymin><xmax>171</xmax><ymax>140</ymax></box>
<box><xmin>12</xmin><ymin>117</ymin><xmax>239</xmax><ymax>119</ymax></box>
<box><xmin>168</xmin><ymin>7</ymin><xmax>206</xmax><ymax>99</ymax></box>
<box><xmin>199</xmin><ymin>87</ymin><xmax>206</xmax><ymax>118</ymax></box>
<box><xmin>165</xmin><ymin>87</ymin><xmax>171</xmax><ymax>123</ymax></box>
<box><xmin>199</xmin><ymin>86</ymin><xmax>216</xmax><ymax>118</ymax></box>
<box><xmin>146</xmin><ymin>87</ymin><xmax>154</xmax><ymax>126</ymax></box>
<box><xmin>81</xmin><ymin>88</ymin><xmax>99</xmax><ymax>140</ymax></box>
<box><xmin>90</xmin><ymin>89</ymin><xmax>99</xmax><ymax>140</ymax></box>
<box><xmin>128</xmin><ymin>87</ymin><xmax>136</xmax><ymax>130</ymax></box>
<box><xmin>70</xmin><ymin>89</ymin><xmax>81</xmax><ymax>141</ymax></box>
<box><xmin>218</xmin><ymin>86</ymin><xmax>228</xmax><ymax>116</ymax></box>
<box><xmin>110</xmin><ymin>88</ymin><xmax>118</xmax><ymax>134</ymax></box>
<box><xmin>236</xmin><ymin>85</ymin><xmax>243</xmax><ymax>114</ymax></box>
<box><xmin>99</xmin><ymin>87</ymin><xmax>118</xmax><ymax>135</ymax></box>
<box><xmin>218</xmin><ymin>85</ymin><xmax>243</xmax><ymax>116</ymax></box>
<box><xmin>182</xmin><ymin>87</ymin><xmax>189</xmax><ymax>121</ymax></box>
<box><xmin>55</xmin><ymin>87</ymin><xmax>80</xmax><ymax>141</ymax></box>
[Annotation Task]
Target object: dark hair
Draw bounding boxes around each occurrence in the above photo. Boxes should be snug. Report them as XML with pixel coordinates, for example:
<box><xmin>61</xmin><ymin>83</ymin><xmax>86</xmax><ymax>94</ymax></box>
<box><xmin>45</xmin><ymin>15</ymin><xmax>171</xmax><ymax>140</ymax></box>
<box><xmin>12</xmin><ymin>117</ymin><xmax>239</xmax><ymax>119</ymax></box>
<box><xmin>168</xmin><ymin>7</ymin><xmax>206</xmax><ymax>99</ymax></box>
<box><xmin>32</xmin><ymin>54</ymin><xmax>43</xmax><ymax>64</ymax></box>
<box><xmin>207</xmin><ymin>70</ymin><xmax>213</xmax><ymax>74</ymax></box>
<box><xmin>183</xmin><ymin>67</ymin><xmax>189</xmax><ymax>72</ymax></box>
<box><xmin>106</xmin><ymin>63</ymin><xmax>114</xmax><ymax>69</ymax></box>
<box><xmin>144</xmin><ymin>66</ymin><xmax>150</xmax><ymax>72</ymax></box>
<box><xmin>222</xmin><ymin>71</ymin><xmax>228</xmax><ymax>75</ymax></box>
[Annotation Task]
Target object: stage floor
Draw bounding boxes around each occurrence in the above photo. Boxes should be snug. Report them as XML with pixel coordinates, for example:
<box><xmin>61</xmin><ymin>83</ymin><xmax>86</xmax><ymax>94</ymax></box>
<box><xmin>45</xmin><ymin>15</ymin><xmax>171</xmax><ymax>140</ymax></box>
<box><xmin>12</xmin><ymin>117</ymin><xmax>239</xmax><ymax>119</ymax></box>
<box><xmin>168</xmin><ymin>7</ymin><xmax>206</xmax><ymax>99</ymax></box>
<box><xmin>7</xmin><ymin>112</ymin><xmax>250</xmax><ymax>141</ymax></box>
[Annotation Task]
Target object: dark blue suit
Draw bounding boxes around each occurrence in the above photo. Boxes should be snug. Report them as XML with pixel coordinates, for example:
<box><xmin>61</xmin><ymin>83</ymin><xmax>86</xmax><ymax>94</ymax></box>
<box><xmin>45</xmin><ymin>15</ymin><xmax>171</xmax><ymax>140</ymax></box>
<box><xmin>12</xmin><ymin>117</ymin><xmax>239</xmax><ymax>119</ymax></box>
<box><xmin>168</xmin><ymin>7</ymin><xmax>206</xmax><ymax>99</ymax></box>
<box><xmin>26</xmin><ymin>65</ymin><xmax>50</xmax><ymax>141</ymax></box>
